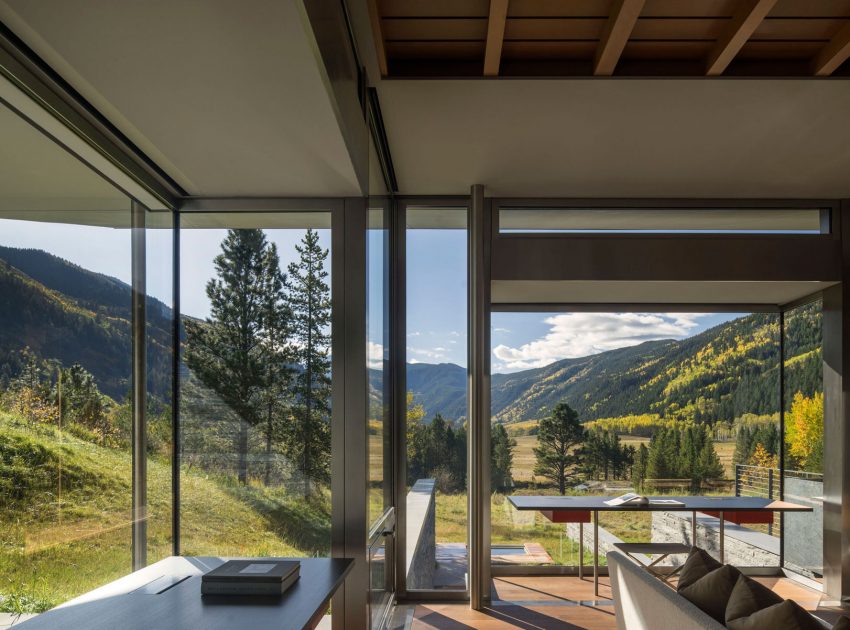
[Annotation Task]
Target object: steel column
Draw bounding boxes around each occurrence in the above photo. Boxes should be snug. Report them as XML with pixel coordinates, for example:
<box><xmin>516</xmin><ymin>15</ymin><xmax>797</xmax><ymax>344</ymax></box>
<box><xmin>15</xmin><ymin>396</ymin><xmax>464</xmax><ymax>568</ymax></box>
<box><xmin>131</xmin><ymin>201</ymin><xmax>147</xmax><ymax>571</ymax></box>
<box><xmin>469</xmin><ymin>185</ymin><xmax>491</xmax><ymax>609</ymax></box>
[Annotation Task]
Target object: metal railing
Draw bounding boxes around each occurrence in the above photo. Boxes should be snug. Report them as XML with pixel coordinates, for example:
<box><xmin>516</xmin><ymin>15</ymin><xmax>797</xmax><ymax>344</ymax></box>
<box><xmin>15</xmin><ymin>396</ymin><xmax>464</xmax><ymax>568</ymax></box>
<box><xmin>734</xmin><ymin>464</ymin><xmax>823</xmax><ymax>535</ymax></box>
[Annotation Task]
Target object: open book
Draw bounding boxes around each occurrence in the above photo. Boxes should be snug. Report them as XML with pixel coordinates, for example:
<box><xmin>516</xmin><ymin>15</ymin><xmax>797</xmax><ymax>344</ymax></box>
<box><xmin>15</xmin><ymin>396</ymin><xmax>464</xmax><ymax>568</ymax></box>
<box><xmin>604</xmin><ymin>493</ymin><xmax>649</xmax><ymax>506</ymax></box>
<box><xmin>604</xmin><ymin>493</ymin><xmax>684</xmax><ymax>507</ymax></box>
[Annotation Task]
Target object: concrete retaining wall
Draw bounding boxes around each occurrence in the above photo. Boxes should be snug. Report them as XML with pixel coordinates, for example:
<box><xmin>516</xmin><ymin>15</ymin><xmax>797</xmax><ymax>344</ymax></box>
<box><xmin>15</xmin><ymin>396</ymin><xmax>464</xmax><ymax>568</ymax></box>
<box><xmin>406</xmin><ymin>479</ymin><xmax>436</xmax><ymax>589</ymax></box>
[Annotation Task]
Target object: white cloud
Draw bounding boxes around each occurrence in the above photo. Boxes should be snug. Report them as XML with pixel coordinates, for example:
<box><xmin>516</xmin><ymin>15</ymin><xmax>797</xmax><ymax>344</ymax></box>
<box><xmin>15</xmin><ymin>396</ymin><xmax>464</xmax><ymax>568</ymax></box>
<box><xmin>367</xmin><ymin>341</ymin><xmax>384</xmax><ymax>369</ymax></box>
<box><xmin>408</xmin><ymin>346</ymin><xmax>447</xmax><ymax>361</ymax></box>
<box><xmin>409</xmin><ymin>331</ymin><xmax>422</xmax><ymax>338</ymax></box>
<box><xmin>493</xmin><ymin>327</ymin><xmax>510</xmax><ymax>334</ymax></box>
<box><xmin>492</xmin><ymin>312</ymin><xmax>709</xmax><ymax>370</ymax></box>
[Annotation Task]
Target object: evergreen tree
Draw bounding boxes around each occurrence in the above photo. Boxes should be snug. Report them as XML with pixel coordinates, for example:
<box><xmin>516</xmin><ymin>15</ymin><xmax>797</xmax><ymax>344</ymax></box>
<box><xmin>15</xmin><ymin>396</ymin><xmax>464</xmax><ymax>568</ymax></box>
<box><xmin>533</xmin><ymin>402</ymin><xmax>586</xmax><ymax>494</ymax></box>
<box><xmin>632</xmin><ymin>443</ymin><xmax>649</xmax><ymax>490</ymax></box>
<box><xmin>184</xmin><ymin>229</ymin><xmax>268</xmax><ymax>485</ymax></box>
<box><xmin>258</xmin><ymin>243</ymin><xmax>295</xmax><ymax>486</ymax></box>
<box><xmin>491</xmin><ymin>423</ymin><xmax>516</xmax><ymax>492</ymax></box>
<box><xmin>285</xmin><ymin>229</ymin><xmax>332</xmax><ymax>497</ymax></box>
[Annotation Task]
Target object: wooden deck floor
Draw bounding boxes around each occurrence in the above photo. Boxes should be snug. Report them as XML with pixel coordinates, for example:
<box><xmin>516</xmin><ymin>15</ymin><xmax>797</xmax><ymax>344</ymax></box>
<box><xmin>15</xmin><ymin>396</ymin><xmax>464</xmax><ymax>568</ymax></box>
<box><xmin>392</xmin><ymin>576</ymin><xmax>845</xmax><ymax>629</ymax></box>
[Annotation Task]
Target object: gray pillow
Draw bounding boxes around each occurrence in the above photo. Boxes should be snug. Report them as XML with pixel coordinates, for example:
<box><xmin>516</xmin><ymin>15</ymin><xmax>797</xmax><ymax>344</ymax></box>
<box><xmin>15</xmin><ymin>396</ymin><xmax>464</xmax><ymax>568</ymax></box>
<box><xmin>677</xmin><ymin>546</ymin><xmax>722</xmax><ymax>591</ymax></box>
<box><xmin>678</xmin><ymin>564</ymin><xmax>741</xmax><ymax>623</ymax></box>
<box><xmin>725</xmin><ymin>574</ymin><xmax>784</xmax><ymax>624</ymax></box>
<box><xmin>727</xmin><ymin>599</ymin><xmax>826</xmax><ymax>630</ymax></box>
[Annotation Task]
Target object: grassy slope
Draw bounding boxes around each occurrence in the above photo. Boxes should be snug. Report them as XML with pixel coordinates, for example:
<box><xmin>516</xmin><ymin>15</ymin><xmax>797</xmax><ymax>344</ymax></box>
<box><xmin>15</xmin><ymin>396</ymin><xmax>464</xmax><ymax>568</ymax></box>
<box><xmin>0</xmin><ymin>412</ymin><xmax>329</xmax><ymax>609</ymax></box>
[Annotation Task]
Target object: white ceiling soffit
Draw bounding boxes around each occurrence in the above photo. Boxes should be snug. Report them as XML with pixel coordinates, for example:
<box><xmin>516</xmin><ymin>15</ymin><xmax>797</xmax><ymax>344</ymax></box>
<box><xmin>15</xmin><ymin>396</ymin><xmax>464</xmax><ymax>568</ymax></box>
<box><xmin>491</xmin><ymin>280</ymin><xmax>836</xmax><ymax>306</ymax></box>
<box><xmin>377</xmin><ymin>79</ymin><xmax>850</xmax><ymax>198</ymax></box>
<box><xmin>0</xmin><ymin>0</ymin><xmax>361</xmax><ymax>198</ymax></box>
<box><xmin>0</xmin><ymin>101</ymin><xmax>132</xmax><ymax>225</ymax></box>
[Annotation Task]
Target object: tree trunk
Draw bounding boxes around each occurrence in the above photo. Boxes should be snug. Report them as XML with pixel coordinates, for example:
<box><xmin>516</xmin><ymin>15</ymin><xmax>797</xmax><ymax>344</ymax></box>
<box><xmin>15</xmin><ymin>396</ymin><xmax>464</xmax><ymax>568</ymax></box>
<box><xmin>265</xmin><ymin>404</ymin><xmax>273</xmax><ymax>486</ymax></box>
<box><xmin>238</xmin><ymin>417</ymin><xmax>249</xmax><ymax>484</ymax></box>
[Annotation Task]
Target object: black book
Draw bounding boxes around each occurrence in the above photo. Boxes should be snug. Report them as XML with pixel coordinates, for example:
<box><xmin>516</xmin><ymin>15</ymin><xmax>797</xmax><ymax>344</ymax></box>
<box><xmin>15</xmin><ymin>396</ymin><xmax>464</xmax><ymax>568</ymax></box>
<box><xmin>202</xmin><ymin>560</ymin><xmax>300</xmax><ymax>596</ymax></box>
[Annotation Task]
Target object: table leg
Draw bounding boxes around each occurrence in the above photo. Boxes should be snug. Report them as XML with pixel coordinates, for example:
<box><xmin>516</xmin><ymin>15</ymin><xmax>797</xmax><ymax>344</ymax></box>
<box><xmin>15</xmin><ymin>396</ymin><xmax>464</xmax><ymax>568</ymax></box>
<box><xmin>691</xmin><ymin>511</ymin><xmax>697</xmax><ymax>547</ymax></box>
<box><xmin>579</xmin><ymin>521</ymin><xmax>584</xmax><ymax>579</ymax></box>
<box><xmin>719</xmin><ymin>511</ymin><xmax>725</xmax><ymax>564</ymax></box>
<box><xmin>593</xmin><ymin>511</ymin><xmax>599</xmax><ymax>597</ymax></box>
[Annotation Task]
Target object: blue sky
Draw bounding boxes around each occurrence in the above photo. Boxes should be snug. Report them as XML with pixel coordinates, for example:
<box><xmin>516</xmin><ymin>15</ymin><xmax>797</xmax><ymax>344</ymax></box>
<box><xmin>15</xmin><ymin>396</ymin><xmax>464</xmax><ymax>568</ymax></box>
<box><xmin>0</xmin><ymin>219</ymin><xmax>739</xmax><ymax>374</ymax></box>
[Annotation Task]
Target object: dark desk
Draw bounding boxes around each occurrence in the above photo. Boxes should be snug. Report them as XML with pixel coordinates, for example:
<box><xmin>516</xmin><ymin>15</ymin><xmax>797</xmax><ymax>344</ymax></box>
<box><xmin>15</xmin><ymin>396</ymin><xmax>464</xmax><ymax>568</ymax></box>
<box><xmin>508</xmin><ymin>495</ymin><xmax>812</xmax><ymax>595</ymax></box>
<box><xmin>16</xmin><ymin>556</ymin><xmax>353</xmax><ymax>630</ymax></box>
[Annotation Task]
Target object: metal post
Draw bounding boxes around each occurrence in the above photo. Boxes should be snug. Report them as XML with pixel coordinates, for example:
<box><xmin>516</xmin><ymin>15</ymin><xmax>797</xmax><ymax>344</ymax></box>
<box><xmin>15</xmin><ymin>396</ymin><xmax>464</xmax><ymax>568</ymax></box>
<box><xmin>131</xmin><ymin>201</ymin><xmax>147</xmax><ymax>571</ymax></box>
<box><xmin>579</xmin><ymin>521</ymin><xmax>584</xmax><ymax>578</ymax></box>
<box><xmin>719</xmin><ymin>511</ymin><xmax>724</xmax><ymax>564</ymax></box>
<box><xmin>469</xmin><ymin>184</ymin><xmax>491</xmax><ymax>609</ymax></box>
<box><xmin>692</xmin><ymin>511</ymin><xmax>697</xmax><ymax>547</ymax></box>
<box><xmin>594</xmin><ymin>511</ymin><xmax>599</xmax><ymax>597</ymax></box>
<box><xmin>171</xmin><ymin>211</ymin><xmax>180</xmax><ymax>556</ymax></box>
<box><xmin>778</xmin><ymin>308</ymin><xmax>785</xmax><ymax>566</ymax></box>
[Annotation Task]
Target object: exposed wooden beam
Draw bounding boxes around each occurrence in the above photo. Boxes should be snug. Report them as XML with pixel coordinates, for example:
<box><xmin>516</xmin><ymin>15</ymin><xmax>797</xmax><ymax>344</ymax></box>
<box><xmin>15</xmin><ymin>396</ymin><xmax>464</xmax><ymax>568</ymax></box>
<box><xmin>812</xmin><ymin>20</ymin><xmax>850</xmax><ymax>76</ymax></box>
<box><xmin>706</xmin><ymin>0</ymin><xmax>778</xmax><ymax>76</ymax></box>
<box><xmin>484</xmin><ymin>0</ymin><xmax>509</xmax><ymax>76</ymax></box>
<box><xmin>594</xmin><ymin>0</ymin><xmax>645</xmax><ymax>76</ymax></box>
<box><xmin>367</xmin><ymin>0</ymin><xmax>388</xmax><ymax>76</ymax></box>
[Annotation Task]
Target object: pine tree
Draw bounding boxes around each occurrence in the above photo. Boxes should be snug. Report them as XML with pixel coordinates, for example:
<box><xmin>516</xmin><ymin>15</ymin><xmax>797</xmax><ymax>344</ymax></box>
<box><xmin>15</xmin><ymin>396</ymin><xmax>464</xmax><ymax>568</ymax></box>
<box><xmin>533</xmin><ymin>402</ymin><xmax>586</xmax><ymax>494</ymax></box>
<box><xmin>184</xmin><ymin>229</ymin><xmax>269</xmax><ymax>485</ymax></box>
<box><xmin>491</xmin><ymin>423</ymin><xmax>516</xmax><ymax>492</ymax></box>
<box><xmin>258</xmin><ymin>243</ymin><xmax>295</xmax><ymax>486</ymax></box>
<box><xmin>285</xmin><ymin>229</ymin><xmax>332</xmax><ymax>498</ymax></box>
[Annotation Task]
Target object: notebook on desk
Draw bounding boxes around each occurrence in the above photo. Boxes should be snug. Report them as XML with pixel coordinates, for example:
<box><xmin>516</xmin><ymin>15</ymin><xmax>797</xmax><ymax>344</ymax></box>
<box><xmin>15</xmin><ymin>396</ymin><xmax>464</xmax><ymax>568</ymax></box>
<box><xmin>201</xmin><ymin>560</ymin><xmax>300</xmax><ymax>596</ymax></box>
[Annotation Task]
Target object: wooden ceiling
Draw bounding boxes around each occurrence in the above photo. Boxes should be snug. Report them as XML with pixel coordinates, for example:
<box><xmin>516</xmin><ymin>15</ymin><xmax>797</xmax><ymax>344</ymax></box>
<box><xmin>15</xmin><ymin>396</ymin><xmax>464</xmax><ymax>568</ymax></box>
<box><xmin>367</xmin><ymin>0</ymin><xmax>850</xmax><ymax>77</ymax></box>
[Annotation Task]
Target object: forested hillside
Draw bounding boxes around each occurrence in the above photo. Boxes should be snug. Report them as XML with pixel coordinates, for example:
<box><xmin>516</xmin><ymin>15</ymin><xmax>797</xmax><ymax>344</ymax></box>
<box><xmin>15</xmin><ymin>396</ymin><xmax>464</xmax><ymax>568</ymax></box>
<box><xmin>373</xmin><ymin>307</ymin><xmax>822</xmax><ymax>428</ymax></box>
<box><xmin>0</xmin><ymin>247</ymin><xmax>172</xmax><ymax>401</ymax></box>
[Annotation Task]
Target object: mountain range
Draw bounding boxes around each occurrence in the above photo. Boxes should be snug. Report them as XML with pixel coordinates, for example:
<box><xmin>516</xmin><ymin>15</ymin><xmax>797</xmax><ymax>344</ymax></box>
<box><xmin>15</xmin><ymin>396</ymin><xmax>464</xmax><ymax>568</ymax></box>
<box><xmin>0</xmin><ymin>246</ymin><xmax>822</xmax><ymax>428</ymax></box>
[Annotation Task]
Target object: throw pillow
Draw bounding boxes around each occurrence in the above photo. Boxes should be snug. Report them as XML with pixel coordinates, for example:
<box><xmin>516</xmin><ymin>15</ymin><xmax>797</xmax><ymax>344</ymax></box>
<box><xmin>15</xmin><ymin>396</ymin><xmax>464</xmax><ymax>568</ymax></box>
<box><xmin>726</xmin><ymin>599</ymin><xmax>826</xmax><ymax>630</ymax></box>
<box><xmin>678</xmin><ymin>564</ymin><xmax>741</xmax><ymax>623</ymax></box>
<box><xmin>677</xmin><ymin>546</ymin><xmax>722</xmax><ymax>591</ymax></box>
<box><xmin>725</xmin><ymin>574</ymin><xmax>784</xmax><ymax>624</ymax></box>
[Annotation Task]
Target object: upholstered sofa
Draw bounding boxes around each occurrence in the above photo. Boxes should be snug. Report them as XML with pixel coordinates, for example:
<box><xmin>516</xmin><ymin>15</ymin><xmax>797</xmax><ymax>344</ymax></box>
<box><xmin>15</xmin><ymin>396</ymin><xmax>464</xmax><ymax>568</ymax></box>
<box><xmin>607</xmin><ymin>551</ymin><xmax>830</xmax><ymax>630</ymax></box>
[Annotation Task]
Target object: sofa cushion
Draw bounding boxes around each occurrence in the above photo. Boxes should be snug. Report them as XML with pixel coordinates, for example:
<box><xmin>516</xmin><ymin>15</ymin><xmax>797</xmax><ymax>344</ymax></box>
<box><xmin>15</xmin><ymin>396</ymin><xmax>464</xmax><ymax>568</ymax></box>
<box><xmin>725</xmin><ymin>574</ymin><xmax>784</xmax><ymax>623</ymax></box>
<box><xmin>833</xmin><ymin>616</ymin><xmax>850</xmax><ymax>629</ymax></box>
<box><xmin>678</xmin><ymin>564</ymin><xmax>741</xmax><ymax>623</ymax></box>
<box><xmin>726</xmin><ymin>599</ymin><xmax>827</xmax><ymax>630</ymax></box>
<box><xmin>677</xmin><ymin>546</ymin><xmax>723</xmax><ymax>591</ymax></box>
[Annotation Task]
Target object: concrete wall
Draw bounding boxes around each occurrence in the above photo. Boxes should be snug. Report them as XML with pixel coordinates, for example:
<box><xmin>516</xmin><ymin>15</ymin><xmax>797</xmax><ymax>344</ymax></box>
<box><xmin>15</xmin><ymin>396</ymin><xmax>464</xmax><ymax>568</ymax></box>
<box><xmin>406</xmin><ymin>479</ymin><xmax>436</xmax><ymax>590</ymax></box>
<box><xmin>651</xmin><ymin>512</ymin><xmax>778</xmax><ymax>567</ymax></box>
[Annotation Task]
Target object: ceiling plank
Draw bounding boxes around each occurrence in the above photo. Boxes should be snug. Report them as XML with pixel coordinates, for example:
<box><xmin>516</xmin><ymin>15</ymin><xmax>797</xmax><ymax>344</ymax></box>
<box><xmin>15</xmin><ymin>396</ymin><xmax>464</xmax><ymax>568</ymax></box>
<box><xmin>812</xmin><ymin>20</ymin><xmax>850</xmax><ymax>76</ymax></box>
<box><xmin>367</xmin><ymin>0</ymin><xmax>388</xmax><ymax>76</ymax></box>
<box><xmin>484</xmin><ymin>0</ymin><xmax>509</xmax><ymax>76</ymax></box>
<box><xmin>705</xmin><ymin>0</ymin><xmax>779</xmax><ymax>75</ymax></box>
<box><xmin>594</xmin><ymin>0</ymin><xmax>646</xmax><ymax>76</ymax></box>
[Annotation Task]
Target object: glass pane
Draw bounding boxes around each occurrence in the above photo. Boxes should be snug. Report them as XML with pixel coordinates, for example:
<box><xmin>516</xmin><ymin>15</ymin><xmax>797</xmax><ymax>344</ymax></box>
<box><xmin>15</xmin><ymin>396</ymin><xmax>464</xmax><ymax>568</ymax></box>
<box><xmin>491</xmin><ymin>311</ymin><xmax>783</xmax><ymax>570</ymax></box>
<box><xmin>499</xmin><ymin>208</ymin><xmax>825</xmax><ymax>234</ymax></box>
<box><xmin>178</xmin><ymin>213</ymin><xmax>332</xmax><ymax>558</ymax></box>
<box><xmin>0</xmin><ymin>102</ymin><xmax>135</xmax><ymax>611</ymax></box>
<box><xmin>405</xmin><ymin>206</ymin><xmax>468</xmax><ymax>591</ymax></box>
<box><xmin>782</xmin><ymin>301</ymin><xmax>823</xmax><ymax>580</ymax></box>
<box><xmin>368</xmin><ymin>205</ymin><xmax>390</xmax><ymax>527</ymax></box>
<box><xmin>146</xmin><ymin>211</ymin><xmax>174</xmax><ymax>564</ymax></box>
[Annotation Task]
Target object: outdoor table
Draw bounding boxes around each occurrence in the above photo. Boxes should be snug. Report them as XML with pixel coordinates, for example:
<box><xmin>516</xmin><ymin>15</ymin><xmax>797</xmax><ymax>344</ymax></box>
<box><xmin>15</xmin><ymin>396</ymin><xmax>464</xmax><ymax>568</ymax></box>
<box><xmin>508</xmin><ymin>495</ymin><xmax>813</xmax><ymax>596</ymax></box>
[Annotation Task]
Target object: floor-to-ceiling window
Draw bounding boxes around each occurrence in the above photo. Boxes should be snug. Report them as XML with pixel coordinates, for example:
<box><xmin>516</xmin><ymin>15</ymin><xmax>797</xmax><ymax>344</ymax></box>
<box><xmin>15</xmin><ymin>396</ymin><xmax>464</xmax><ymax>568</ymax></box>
<box><xmin>0</xmin><ymin>101</ymin><xmax>171</xmax><ymax>610</ymax></box>
<box><xmin>177</xmin><ymin>211</ymin><xmax>333</xmax><ymax>558</ymax></box>
<box><xmin>489</xmin><ymin>308</ymin><xmax>787</xmax><ymax>571</ymax></box>
<box><xmin>404</xmin><ymin>204</ymin><xmax>468</xmax><ymax>592</ymax></box>
<box><xmin>782</xmin><ymin>300</ymin><xmax>824</xmax><ymax>580</ymax></box>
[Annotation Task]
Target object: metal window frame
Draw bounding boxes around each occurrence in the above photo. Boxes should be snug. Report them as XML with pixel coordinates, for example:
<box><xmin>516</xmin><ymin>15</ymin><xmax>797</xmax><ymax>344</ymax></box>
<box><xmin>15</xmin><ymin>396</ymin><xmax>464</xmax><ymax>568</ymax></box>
<box><xmin>394</xmin><ymin>196</ymin><xmax>472</xmax><ymax>603</ymax></box>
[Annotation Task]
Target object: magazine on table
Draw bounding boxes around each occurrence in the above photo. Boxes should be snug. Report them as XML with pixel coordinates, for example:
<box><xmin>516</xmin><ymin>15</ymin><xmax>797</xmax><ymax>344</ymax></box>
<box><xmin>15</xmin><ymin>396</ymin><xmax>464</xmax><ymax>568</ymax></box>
<box><xmin>604</xmin><ymin>493</ymin><xmax>683</xmax><ymax>507</ymax></box>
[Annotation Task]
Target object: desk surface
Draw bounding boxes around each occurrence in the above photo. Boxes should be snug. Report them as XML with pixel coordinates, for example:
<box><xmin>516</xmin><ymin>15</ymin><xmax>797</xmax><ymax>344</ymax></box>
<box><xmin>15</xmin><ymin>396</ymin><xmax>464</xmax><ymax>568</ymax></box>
<box><xmin>17</xmin><ymin>556</ymin><xmax>353</xmax><ymax>630</ymax></box>
<box><xmin>508</xmin><ymin>495</ymin><xmax>813</xmax><ymax>513</ymax></box>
